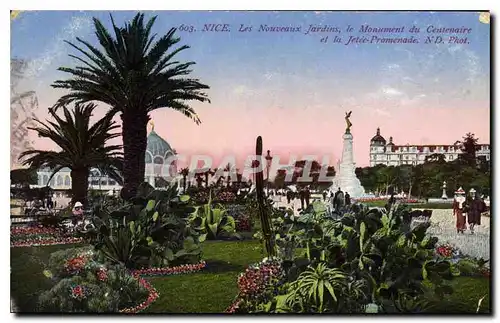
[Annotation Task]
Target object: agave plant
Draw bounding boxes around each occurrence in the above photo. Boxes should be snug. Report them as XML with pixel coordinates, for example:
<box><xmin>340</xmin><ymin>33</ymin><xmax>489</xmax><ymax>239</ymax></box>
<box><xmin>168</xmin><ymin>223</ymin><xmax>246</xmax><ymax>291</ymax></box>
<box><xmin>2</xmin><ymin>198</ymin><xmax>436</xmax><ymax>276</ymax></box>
<box><xmin>189</xmin><ymin>191</ymin><xmax>238</xmax><ymax>240</ymax></box>
<box><xmin>285</xmin><ymin>263</ymin><xmax>350</xmax><ymax>313</ymax></box>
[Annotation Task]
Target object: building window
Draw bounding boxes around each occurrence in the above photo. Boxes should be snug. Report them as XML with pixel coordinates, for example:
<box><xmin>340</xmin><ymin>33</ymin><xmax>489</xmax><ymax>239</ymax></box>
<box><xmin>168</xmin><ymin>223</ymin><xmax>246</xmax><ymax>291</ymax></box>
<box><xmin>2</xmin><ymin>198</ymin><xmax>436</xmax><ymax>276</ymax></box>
<box><xmin>56</xmin><ymin>175</ymin><xmax>63</xmax><ymax>186</ymax></box>
<box><xmin>64</xmin><ymin>176</ymin><xmax>71</xmax><ymax>186</ymax></box>
<box><xmin>91</xmin><ymin>179</ymin><xmax>99</xmax><ymax>186</ymax></box>
<box><xmin>108</xmin><ymin>179</ymin><xmax>116</xmax><ymax>186</ymax></box>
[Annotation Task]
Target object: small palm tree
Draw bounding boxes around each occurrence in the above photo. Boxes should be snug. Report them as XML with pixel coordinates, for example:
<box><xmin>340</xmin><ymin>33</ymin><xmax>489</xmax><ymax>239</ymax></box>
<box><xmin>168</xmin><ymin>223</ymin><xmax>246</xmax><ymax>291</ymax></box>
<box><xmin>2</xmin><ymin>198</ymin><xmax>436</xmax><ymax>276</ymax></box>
<box><xmin>19</xmin><ymin>103</ymin><xmax>123</xmax><ymax>204</ymax></box>
<box><xmin>179</xmin><ymin>167</ymin><xmax>190</xmax><ymax>192</ymax></box>
<box><xmin>51</xmin><ymin>13</ymin><xmax>210</xmax><ymax>200</ymax></box>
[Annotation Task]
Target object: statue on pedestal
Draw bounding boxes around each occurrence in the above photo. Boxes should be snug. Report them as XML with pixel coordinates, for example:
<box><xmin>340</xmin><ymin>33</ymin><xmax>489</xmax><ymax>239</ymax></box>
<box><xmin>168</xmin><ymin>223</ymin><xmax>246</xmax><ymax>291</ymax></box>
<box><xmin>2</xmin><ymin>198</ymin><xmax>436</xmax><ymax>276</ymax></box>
<box><xmin>441</xmin><ymin>181</ymin><xmax>448</xmax><ymax>199</ymax></box>
<box><xmin>345</xmin><ymin>111</ymin><xmax>352</xmax><ymax>133</ymax></box>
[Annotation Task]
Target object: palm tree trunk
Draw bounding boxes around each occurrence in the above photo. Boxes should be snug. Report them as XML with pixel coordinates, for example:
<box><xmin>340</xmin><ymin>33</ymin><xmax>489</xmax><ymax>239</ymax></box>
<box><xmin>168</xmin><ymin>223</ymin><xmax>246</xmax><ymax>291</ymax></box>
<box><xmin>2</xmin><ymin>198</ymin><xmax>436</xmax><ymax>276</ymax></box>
<box><xmin>121</xmin><ymin>113</ymin><xmax>148</xmax><ymax>200</ymax></box>
<box><xmin>182</xmin><ymin>175</ymin><xmax>187</xmax><ymax>192</ymax></box>
<box><xmin>70</xmin><ymin>168</ymin><xmax>89</xmax><ymax>205</ymax></box>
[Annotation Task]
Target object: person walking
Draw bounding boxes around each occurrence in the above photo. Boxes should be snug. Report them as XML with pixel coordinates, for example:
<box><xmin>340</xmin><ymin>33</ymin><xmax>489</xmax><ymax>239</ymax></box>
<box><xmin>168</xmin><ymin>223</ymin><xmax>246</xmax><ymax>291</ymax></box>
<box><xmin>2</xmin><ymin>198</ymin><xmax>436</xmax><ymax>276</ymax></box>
<box><xmin>465</xmin><ymin>188</ymin><xmax>484</xmax><ymax>234</ymax></box>
<box><xmin>452</xmin><ymin>187</ymin><xmax>467</xmax><ymax>234</ymax></box>
<box><xmin>345</xmin><ymin>192</ymin><xmax>351</xmax><ymax>206</ymax></box>
<box><xmin>305</xmin><ymin>186</ymin><xmax>311</xmax><ymax>208</ymax></box>
<box><xmin>299</xmin><ymin>188</ymin><xmax>305</xmax><ymax>210</ymax></box>
<box><xmin>334</xmin><ymin>187</ymin><xmax>344</xmax><ymax>211</ymax></box>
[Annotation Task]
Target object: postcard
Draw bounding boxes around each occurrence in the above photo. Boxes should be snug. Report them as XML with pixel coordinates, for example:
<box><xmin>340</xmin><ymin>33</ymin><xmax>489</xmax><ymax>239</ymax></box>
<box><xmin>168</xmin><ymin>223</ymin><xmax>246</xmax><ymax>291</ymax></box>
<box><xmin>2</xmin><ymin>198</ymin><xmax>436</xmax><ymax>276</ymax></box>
<box><xmin>10</xmin><ymin>10</ymin><xmax>491</xmax><ymax>314</ymax></box>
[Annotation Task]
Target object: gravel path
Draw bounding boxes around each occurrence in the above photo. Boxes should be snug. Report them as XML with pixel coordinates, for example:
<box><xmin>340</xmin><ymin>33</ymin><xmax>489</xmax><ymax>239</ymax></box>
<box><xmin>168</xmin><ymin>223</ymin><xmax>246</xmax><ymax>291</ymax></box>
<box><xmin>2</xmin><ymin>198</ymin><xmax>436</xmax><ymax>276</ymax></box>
<box><xmin>426</xmin><ymin>209</ymin><xmax>490</xmax><ymax>261</ymax></box>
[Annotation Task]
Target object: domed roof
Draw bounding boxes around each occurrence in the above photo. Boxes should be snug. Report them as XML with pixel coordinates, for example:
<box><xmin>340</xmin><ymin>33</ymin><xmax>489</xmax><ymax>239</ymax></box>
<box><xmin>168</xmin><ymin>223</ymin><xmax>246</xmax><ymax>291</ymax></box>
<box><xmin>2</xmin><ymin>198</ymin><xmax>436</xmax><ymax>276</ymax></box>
<box><xmin>370</xmin><ymin>127</ymin><xmax>386</xmax><ymax>145</ymax></box>
<box><xmin>146</xmin><ymin>128</ymin><xmax>174</xmax><ymax>164</ymax></box>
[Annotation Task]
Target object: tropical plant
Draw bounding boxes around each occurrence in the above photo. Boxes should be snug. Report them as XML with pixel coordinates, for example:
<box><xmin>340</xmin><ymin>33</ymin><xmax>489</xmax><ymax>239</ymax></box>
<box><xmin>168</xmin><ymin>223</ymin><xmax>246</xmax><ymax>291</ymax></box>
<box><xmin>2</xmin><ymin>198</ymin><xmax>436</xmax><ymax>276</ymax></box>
<box><xmin>19</xmin><ymin>103</ymin><xmax>123</xmax><ymax>203</ymax></box>
<box><xmin>255</xmin><ymin>136</ymin><xmax>275</xmax><ymax>257</ymax></box>
<box><xmin>284</xmin><ymin>263</ymin><xmax>365</xmax><ymax>313</ymax></box>
<box><xmin>51</xmin><ymin>12</ymin><xmax>210</xmax><ymax>199</ymax></box>
<box><xmin>189</xmin><ymin>192</ymin><xmax>239</xmax><ymax>240</ymax></box>
<box><xmin>238</xmin><ymin>202</ymin><xmax>460</xmax><ymax>313</ymax></box>
<box><xmin>93</xmin><ymin>183</ymin><xmax>203</xmax><ymax>268</ymax></box>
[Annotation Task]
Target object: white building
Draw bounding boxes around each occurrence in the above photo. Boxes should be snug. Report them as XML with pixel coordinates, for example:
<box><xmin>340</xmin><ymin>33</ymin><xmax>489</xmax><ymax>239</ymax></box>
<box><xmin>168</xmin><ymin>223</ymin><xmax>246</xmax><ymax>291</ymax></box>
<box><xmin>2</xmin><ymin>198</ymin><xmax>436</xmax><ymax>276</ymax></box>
<box><xmin>369</xmin><ymin>128</ymin><xmax>490</xmax><ymax>167</ymax></box>
<box><xmin>36</xmin><ymin>127</ymin><xmax>180</xmax><ymax>192</ymax></box>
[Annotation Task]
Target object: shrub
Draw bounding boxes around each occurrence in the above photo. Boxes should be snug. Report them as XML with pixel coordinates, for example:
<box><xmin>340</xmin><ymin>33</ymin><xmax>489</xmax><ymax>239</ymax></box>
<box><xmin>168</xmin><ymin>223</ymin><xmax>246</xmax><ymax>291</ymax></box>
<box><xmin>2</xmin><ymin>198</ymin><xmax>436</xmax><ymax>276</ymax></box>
<box><xmin>38</xmin><ymin>247</ymin><xmax>149</xmax><ymax>313</ymax></box>
<box><xmin>233</xmin><ymin>202</ymin><xmax>462</xmax><ymax>313</ymax></box>
<box><xmin>92</xmin><ymin>183</ymin><xmax>204</xmax><ymax>269</ymax></box>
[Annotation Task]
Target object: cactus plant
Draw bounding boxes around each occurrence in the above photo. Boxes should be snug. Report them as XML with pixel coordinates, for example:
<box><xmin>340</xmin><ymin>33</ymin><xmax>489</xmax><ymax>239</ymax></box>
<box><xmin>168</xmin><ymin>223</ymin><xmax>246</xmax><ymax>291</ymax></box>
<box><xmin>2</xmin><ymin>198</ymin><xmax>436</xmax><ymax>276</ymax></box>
<box><xmin>255</xmin><ymin>136</ymin><xmax>275</xmax><ymax>257</ymax></box>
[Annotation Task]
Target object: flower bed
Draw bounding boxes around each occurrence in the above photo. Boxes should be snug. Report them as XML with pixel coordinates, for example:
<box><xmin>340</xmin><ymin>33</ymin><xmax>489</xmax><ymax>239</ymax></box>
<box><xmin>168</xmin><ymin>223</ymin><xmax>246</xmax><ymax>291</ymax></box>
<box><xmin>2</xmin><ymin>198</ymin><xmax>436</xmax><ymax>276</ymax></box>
<box><xmin>433</xmin><ymin>242</ymin><xmax>490</xmax><ymax>279</ymax></box>
<box><xmin>38</xmin><ymin>246</ymin><xmax>208</xmax><ymax>313</ymax></box>
<box><xmin>11</xmin><ymin>226</ymin><xmax>83</xmax><ymax>247</ymax></box>
<box><xmin>354</xmin><ymin>197</ymin><xmax>422</xmax><ymax>203</ymax></box>
<box><xmin>225</xmin><ymin>257</ymin><xmax>285</xmax><ymax>313</ymax></box>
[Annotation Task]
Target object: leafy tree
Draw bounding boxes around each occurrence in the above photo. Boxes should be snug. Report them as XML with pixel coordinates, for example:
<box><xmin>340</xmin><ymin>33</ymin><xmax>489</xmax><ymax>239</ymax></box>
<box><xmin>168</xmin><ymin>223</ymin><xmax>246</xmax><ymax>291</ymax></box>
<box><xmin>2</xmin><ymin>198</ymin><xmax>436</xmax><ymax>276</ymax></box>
<box><xmin>272</xmin><ymin>160</ymin><xmax>336</xmax><ymax>190</ymax></box>
<box><xmin>19</xmin><ymin>103</ymin><xmax>123</xmax><ymax>204</ymax></box>
<box><xmin>10</xmin><ymin>168</ymin><xmax>38</xmax><ymax>187</ymax></box>
<box><xmin>425</xmin><ymin>153</ymin><xmax>446</xmax><ymax>163</ymax></box>
<box><xmin>458</xmin><ymin>133</ymin><xmax>479</xmax><ymax>167</ymax></box>
<box><xmin>51</xmin><ymin>13</ymin><xmax>210</xmax><ymax>200</ymax></box>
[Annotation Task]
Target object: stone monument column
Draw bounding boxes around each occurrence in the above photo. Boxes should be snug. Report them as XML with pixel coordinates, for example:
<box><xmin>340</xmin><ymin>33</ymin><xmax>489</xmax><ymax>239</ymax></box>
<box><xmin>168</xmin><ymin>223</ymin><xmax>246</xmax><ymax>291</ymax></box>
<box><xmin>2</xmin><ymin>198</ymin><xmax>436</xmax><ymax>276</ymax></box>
<box><xmin>329</xmin><ymin>112</ymin><xmax>366</xmax><ymax>198</ymax></box>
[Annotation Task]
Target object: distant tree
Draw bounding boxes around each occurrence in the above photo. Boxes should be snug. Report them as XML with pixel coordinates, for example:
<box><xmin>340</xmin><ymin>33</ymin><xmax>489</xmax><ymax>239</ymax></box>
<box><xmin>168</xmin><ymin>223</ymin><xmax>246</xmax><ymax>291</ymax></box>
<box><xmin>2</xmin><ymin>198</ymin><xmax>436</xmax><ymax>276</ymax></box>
<box><xmin>425</xmin><ymin>153</ymin><xmax>446</xmax><ymax>164</ymax></box>
<box><xmin>458</xmin><ymin>132</ymin><xmax>479</xmax><ymax>167</ymax></box>
<box><xmin>10</xmin><ymin>168</ymin><xmax>38</xmax><ymax>187</ymax></box>
<box><xmin>179</xmin><ymin>167</ymin><xmax>190</xmax><ymax>191</ymax></box>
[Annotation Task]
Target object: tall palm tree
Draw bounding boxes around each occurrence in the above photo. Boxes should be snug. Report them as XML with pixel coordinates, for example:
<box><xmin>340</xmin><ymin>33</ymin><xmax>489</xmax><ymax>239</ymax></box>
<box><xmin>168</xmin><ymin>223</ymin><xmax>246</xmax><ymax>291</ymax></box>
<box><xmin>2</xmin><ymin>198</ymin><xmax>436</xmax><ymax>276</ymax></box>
<box><xmin>51</xmin><ymin>13</ymin><xmax>210</xmax><ymax>200</ymax></box>
<box><xmin>19</xmin><ymin>103</ymin><xmax>123</xmax><ymax>204</ymax></box>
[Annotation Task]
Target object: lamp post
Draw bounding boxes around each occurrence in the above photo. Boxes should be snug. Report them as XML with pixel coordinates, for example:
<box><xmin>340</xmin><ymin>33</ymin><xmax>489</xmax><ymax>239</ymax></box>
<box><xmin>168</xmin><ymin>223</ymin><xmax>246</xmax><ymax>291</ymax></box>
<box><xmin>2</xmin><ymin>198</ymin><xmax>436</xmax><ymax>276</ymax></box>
<box><xmin>265</xmin><ymin>150</ymin><xmax>273</xmax><ymax>196</ymax></box>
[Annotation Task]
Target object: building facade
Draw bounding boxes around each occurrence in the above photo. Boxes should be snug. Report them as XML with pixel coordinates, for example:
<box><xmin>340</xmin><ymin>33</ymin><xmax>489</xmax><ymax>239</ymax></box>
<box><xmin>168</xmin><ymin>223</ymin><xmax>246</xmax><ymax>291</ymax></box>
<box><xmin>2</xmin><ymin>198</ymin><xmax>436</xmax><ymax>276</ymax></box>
<box><xmin>369</xmin><ymin>128</ymin><xmax>490</xmax><ymax>167</ymax></box>
<box><xmin>36</xmin><ymin>127</ymin><xmax>180</xmax><ymax>192</ymax></box>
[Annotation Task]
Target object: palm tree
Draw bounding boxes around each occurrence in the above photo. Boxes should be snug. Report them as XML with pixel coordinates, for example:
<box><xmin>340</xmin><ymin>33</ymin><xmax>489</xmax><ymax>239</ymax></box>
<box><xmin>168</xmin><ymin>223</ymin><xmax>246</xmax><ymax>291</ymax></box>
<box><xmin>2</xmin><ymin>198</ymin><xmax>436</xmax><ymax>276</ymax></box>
<box><xmin>19</xmin><ymin>103</ymin><xmax>123</xmax><ymax>204</ymax></box>
<box><xmin>179</xmin><ymin>167</ymin><xmax>190</xmax><ymax>192</ymax></box>
<box><xmin>50</xmin><ymin>13</ymin><xmax>210</xmax><ymax>200</ymax></box>
<box><xmin>203</xmin><ymin>168</ymin><xmax>214</xmax><ymax>187</ymax></box>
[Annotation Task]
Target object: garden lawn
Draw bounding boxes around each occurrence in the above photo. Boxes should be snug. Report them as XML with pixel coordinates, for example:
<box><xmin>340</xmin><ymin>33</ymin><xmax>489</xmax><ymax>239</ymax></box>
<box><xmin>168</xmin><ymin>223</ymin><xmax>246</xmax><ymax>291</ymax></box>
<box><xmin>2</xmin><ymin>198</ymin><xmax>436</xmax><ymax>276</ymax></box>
<box><xmin>144</xmin><ymin>240</ymin><xmax>264</xmax><ymax>313</ymax></box>
<box><xmin>11</xmin><ymin>240</ymin><xmax>490</xmax><ymax>313</ymax></box>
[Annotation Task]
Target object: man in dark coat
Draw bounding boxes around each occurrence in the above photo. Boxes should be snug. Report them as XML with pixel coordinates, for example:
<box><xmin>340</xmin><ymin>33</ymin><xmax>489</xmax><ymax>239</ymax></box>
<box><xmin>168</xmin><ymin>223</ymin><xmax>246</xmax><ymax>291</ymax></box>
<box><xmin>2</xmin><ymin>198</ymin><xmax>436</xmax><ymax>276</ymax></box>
<box><xmin>299</xmin><ymin>188</ymin><xmax>305</xmax><ymax>210</ymax></box>
<box><xmin>344</xmin><ymin>192</ymin><xmax>351</xmax><ymax>206</ymax></box>
<box><xmin>305</xmin><ymin>186</ymin><xmax>311</xmax><ymax>208</ymax></box>
<box><xmin>286</xmin><ymin>190</ymin><xmax>292</xmax><ymax>204</ymax></box>
<box><xmin>465</xmin><ymin>188</ymin><xmax>484</xmax><ymax>234</ymax></box>
<box><xmin>322</xmin><ymin>191</ymin><xmax>327</xmax><ymax>201</ymax></box>
<box><xmin>334</xmin><ymin>187</ymin><xmax>344</xmax><ymax>211</ymax></box>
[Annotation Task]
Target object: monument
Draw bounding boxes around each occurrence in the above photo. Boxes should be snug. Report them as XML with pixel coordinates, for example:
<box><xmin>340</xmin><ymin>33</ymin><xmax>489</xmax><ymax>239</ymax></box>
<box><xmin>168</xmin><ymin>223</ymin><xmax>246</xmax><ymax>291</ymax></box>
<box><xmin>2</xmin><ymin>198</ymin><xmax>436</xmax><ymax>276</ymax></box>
<box><xmin>329</xmin><ymin>111</ymin><xmax>366</xmax><ymax>198</ymax></box>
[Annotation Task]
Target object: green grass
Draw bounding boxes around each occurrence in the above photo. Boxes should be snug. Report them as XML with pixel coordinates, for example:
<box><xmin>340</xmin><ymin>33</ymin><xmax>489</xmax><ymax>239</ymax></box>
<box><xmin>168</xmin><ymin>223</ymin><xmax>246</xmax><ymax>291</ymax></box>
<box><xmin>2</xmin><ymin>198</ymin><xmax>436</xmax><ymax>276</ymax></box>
<box><xmin>11</xmin><ymin>240</ymin><xmax>490</xmax><ymax>314</ymax></box>
<box><xmin>431</xmin><ymin>277</ymin><xmax>491</xmax><ymax>314</ymax></box>
<box><xmin>145</xmin><ymin>240</ymin><xmax>263</xmax><ymax>313</ymax></box>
